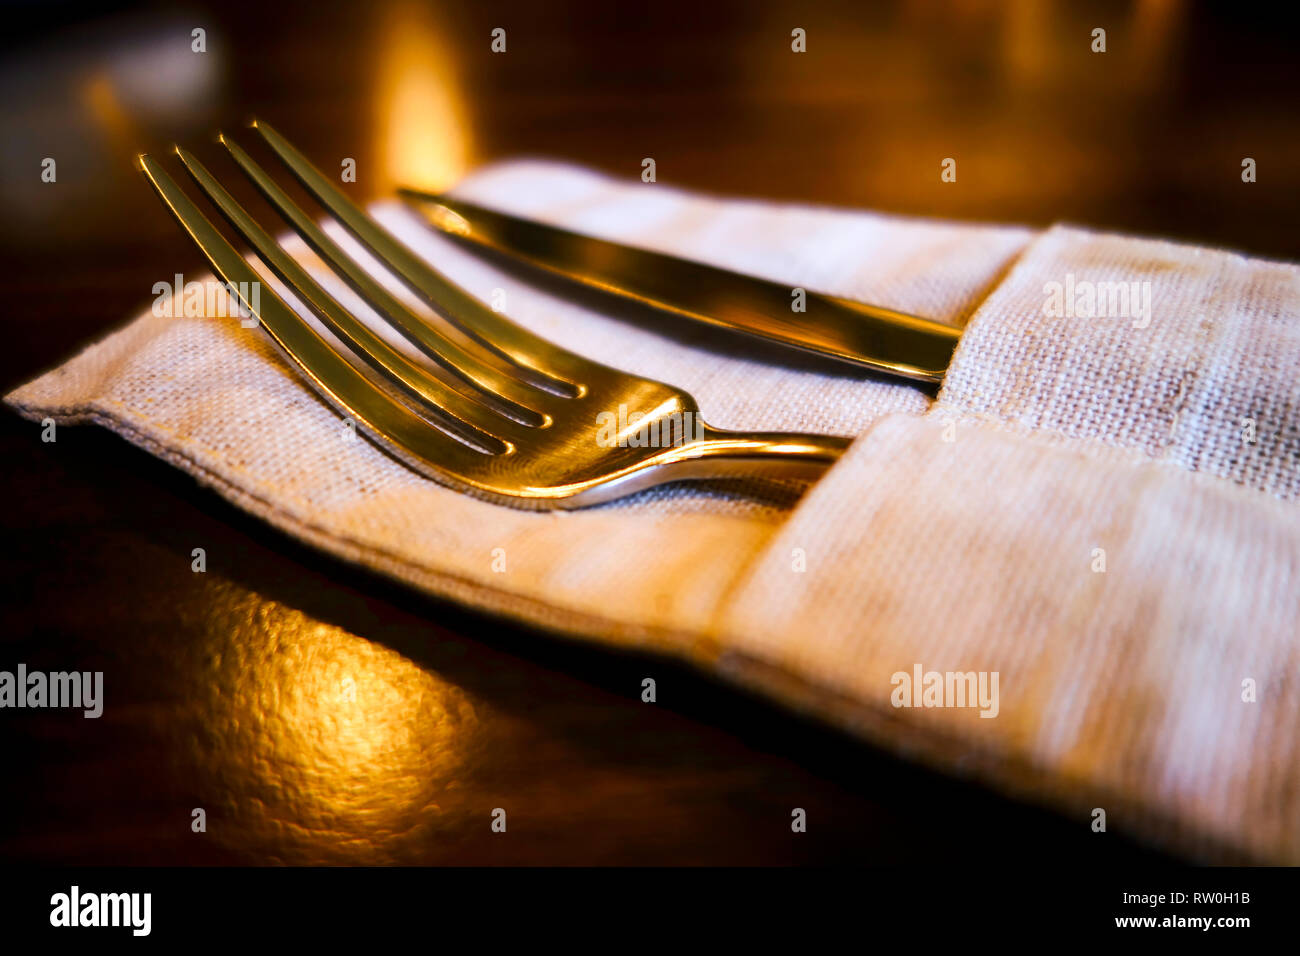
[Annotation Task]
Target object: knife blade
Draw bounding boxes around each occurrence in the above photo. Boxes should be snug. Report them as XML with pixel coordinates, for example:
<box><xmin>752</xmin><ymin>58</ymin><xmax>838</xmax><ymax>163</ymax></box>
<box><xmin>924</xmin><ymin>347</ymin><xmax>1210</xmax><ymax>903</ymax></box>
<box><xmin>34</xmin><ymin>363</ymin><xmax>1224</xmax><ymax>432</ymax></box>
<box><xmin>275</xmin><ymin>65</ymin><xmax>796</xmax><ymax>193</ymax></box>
<box><xmin>398</xmin><ymin>187</ymin><xmax>961</xmax><ymax>383</ymax></box>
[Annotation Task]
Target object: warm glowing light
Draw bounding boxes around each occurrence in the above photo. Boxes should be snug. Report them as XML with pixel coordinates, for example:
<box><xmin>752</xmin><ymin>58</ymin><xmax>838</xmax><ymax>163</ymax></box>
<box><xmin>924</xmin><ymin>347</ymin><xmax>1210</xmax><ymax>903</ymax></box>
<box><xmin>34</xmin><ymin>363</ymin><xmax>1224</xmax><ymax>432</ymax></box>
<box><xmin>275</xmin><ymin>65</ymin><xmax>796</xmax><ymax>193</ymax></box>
<box><xmin>424</xmin><ymin>202</ymin><xmax>472</xmax><ymax>236</ymax></box>
<box><xmin>1130</xmin><ymin>0</ymin><xmax>1185</xmax><ymax>92</ymax></box>
<box><xmin>82</xmin><ymin>70</ymin><xmax>134</xmax><ymax>141</ymax></box>
<box><xmin>1000</xmin><ymin>0</ymin><xmax>1052</xmax><ymax>84</ymax></box>
<box><xmin>373</xmin><ymin>1</ymin><xmax>472</xmax><ymax>192</ymax></box>
<box><xmin>196</xmin><ymin>583</ymin><xmax>478</xmax><ymax>863</ymax></box>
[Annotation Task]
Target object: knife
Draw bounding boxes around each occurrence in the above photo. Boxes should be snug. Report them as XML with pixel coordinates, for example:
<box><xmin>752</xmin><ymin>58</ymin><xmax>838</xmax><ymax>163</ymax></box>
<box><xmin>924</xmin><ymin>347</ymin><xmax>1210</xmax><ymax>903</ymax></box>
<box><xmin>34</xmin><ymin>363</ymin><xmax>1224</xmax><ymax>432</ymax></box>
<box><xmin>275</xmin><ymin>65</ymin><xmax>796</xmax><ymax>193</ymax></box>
<box><xmin>397</xmin><ymin>188</ymin><xmax>961</xmax><ymax>383</ymax></box>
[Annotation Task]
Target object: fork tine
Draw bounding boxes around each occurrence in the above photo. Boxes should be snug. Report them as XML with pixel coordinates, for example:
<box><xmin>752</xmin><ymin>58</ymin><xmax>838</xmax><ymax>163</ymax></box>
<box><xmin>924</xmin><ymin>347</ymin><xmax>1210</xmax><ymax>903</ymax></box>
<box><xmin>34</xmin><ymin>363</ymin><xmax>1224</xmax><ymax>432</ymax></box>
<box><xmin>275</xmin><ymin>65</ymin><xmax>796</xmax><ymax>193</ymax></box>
<box><xmin>217</xmin><ymin>134</ymin><xmax>558</xmax><ymax>423</ymax></box>
<box><xmin>173</xmin><ymin>145</ymin><xmax>539</xmax><ymax>444</ymax></box>
<box><xmin>252</xmin><ymin>119</ymin><xmax>589</xmax><ymax>395</ymax></box>
<box><xmin>139</xmin><ymin>152</ymin><xmax>508</xmax><ymax>465</ymax></box>
<box><xmin>141</xmin><ymin>133</ymin><xmax>852</xmax><ymax>510</ymax></box>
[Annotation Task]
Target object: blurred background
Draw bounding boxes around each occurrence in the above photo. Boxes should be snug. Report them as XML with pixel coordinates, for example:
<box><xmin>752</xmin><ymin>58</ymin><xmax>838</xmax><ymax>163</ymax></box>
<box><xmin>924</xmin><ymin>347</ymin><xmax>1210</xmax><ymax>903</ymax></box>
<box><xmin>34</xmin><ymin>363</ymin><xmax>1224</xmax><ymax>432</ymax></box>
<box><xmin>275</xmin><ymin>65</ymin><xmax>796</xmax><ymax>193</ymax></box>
<box><xmin>0</xmin><ymin>0</ymin><xmax>1295</xmax><ymax>865</ymax></box>
<box><xmin>3</xmin><ymin>0</ymin><xmax>1298</xmax><ymax>386</ymax></box>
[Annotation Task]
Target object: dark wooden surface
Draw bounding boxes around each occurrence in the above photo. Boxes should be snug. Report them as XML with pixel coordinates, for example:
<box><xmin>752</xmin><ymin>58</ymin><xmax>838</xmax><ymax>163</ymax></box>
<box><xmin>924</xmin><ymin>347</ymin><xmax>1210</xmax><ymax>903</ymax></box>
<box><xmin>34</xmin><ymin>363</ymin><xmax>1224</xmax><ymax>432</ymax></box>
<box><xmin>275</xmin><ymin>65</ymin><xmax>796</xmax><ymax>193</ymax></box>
<box><xmin>2</xmin><ymin>0</ymin><xmax>1295</xmax><ymax>865</ymax></box>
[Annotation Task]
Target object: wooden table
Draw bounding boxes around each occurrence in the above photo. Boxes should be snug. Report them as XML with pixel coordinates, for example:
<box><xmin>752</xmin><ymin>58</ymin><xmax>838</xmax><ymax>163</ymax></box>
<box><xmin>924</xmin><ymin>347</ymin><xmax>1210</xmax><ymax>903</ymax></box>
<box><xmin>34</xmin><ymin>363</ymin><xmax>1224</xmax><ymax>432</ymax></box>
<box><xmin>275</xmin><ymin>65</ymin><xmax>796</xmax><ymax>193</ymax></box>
<box><xmin>2</xmin><ymin>0</ymin><xmax>1294</xmax><ymax>865</ymax></box>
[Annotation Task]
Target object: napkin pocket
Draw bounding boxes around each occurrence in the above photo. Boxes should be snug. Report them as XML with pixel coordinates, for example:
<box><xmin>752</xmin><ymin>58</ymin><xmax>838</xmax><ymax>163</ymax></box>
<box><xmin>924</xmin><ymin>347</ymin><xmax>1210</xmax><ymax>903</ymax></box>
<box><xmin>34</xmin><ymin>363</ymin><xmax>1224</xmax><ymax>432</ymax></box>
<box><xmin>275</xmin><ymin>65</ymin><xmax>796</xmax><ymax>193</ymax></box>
<box><xmin>717</xmin><ymin>413</ymin><xmax>1300</xmax><ymax>864</ymax></box>
<box><xmin>939</xmin><ymin>224</ymin><xmax>1300</xmax><ymax>499</ymax></box>
<box><xmin>714</xmin><ymin>225</ymin><xmax>1300</xmax><ymax>863</ymax></box>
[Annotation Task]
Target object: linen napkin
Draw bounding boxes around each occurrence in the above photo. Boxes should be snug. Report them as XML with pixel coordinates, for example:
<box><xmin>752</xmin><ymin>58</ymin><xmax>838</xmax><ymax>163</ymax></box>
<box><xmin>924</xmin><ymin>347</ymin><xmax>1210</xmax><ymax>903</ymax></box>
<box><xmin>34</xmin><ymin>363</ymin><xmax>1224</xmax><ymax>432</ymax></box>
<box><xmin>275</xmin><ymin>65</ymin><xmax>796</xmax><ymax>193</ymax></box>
<box><xmin>8</xmin><ymin>160</ymin><xmax>1299</xmax><ymax>863</ymax></box>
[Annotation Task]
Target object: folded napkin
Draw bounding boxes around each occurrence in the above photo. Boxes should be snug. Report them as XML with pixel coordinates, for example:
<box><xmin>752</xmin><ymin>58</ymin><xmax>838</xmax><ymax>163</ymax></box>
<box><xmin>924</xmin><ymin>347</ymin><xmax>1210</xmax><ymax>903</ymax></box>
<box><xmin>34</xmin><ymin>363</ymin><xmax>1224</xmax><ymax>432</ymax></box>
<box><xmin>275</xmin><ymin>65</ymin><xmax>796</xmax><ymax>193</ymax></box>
<box><xmin>9</xmin><ymin>161</ymin><xmax>1300</xmax><ymax>862</ymax></box>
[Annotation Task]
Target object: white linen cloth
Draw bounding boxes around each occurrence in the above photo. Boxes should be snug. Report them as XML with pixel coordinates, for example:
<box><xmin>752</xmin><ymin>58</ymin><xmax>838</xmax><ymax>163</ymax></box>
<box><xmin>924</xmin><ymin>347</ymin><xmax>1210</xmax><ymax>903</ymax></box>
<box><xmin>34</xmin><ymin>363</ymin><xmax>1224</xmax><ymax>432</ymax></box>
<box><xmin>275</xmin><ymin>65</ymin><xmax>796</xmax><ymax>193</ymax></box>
<box><xmin>9</xmin><ymin>160</ymin><xmax>1299</xmax><ymax>862</ymax></box>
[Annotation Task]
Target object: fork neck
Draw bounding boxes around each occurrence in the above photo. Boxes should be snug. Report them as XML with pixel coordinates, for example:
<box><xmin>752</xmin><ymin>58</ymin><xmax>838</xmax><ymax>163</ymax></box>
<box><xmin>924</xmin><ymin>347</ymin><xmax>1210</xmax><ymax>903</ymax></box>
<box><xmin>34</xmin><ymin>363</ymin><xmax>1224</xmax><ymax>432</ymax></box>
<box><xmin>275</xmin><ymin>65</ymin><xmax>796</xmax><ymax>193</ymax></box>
<box><xmin>673</xmin><ymin>423</ymin><xmax>853</xmax><ymax>483</ymax></box>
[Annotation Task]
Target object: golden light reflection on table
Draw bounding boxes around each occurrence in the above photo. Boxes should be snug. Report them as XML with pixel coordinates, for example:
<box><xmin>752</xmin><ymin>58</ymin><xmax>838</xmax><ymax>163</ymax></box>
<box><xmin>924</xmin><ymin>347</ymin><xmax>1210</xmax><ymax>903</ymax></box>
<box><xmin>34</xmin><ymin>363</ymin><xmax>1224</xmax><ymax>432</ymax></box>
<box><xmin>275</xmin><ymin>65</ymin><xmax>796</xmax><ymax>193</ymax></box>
<box><xmin>194</xmin><ymin>580</ymin><xmax>479</xmax><ymax>863</ymax></box>
<box><xmin>372</xmin><ymin>0</ymin><xmax>472</xmax><ymax>194</ymax></box>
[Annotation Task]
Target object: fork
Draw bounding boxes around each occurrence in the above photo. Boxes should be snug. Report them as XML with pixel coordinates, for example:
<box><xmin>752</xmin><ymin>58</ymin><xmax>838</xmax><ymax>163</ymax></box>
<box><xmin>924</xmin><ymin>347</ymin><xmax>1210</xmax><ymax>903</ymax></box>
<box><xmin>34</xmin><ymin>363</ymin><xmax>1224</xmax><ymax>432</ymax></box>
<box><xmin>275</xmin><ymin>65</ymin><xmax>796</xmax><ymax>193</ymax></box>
<box><xmin>138</xmin><ymin>121</ymin><xmax>852</xmax><ymax>509</ymax></box>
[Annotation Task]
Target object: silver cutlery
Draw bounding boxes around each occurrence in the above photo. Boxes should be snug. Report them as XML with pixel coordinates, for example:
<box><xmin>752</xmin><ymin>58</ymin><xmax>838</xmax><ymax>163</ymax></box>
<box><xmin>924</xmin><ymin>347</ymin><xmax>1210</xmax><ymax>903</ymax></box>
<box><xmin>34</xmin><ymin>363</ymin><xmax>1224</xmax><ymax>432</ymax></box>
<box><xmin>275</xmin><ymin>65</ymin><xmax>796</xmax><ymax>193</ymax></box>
<box><xmin>139</xmin><ymin>121</ymin><xmax>851</xmax><ymax>509</ymax></box>
<box><xmin>399</xmin><ymin>187</ymin><xmax>961</xmax><ymax>383</ymax></box>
